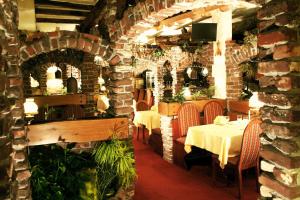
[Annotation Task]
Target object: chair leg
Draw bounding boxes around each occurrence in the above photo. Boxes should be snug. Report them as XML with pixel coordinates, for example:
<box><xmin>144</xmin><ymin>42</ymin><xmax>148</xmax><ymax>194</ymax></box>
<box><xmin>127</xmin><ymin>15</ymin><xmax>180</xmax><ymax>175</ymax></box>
<box><xmin>136</xmin><ymin>126</ymin><xmax>140</xmax><ymax>140</ymax></box>
<box><xmin>256</xmin><ymin>160</ymin><xmax>260</xmax><ymax>192</ymax></box>
<box><xmin>236</xmin><ymin>168</ymin><xmax>243</xmax><ymax>200</ymax></box>
<box><xmin>142</xmin><ymin>126</ymin><xmax>146</xmax><ymax>144</ymax></box>
<box><xmin>212</xmin><ymin>157</ymin><xmax>217</xmax><ymax>185</ymax></box>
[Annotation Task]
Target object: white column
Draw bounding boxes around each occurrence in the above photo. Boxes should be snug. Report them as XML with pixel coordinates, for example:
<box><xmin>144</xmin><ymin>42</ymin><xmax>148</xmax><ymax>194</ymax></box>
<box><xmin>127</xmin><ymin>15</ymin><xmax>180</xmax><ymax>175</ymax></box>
<box><xmin>211</xmin><ymin>8</ymin><xmax>232</xmax><ymax>99</ymax></box>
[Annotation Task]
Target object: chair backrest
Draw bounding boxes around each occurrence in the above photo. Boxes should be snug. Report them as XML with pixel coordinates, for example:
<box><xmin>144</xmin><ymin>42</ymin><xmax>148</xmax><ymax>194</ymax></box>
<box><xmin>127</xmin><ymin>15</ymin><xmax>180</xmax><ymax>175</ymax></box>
<box><xmin>138</xmin><ymin>89</ymin><xmax>145</xmax><ymax>102</ymax></box>
<box><xmin>136</xmin><ymin>100</ymin><xmax>149</xmax><ymax>111</ymax></box>
<box><xmin>203</xmin><ymin>101</ymin><xmax>224</xmax><ymax>124</ymax></box>
<box><xmin>239</xmin><ymin>118</ymin><xmax>262</xmax><ymax>170</ymax></box>
<box><xmin>177</xmin><ymin>103</ymin><xmax>200</xmax><ymax>137</ymax></box>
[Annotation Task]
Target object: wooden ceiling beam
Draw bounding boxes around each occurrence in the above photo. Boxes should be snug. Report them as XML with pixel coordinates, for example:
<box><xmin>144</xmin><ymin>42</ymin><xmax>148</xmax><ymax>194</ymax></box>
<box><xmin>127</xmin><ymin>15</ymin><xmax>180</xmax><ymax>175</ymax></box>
<box><xmin>35</xmin><ymin>0</ymin><xmax>93</xmax><ymax>11</ymax></box>
<box><xmin>36</xmin><ymin>18</ymin><xmax>83</xmax><ymax>24</ymax></box>
<box><xmin>155</xmin><ymin>5</ymin><xmax>230</xmax><ymax>30</ymax></box>
<box><xmin>79</xmin><ymin>0</ymin><xmax>107</xmax><ymax>33</ymax></box>
<box><xmin>35</xmin><ymin>7</ymin><xmax>88</xmax><ymax>17</ymax></box>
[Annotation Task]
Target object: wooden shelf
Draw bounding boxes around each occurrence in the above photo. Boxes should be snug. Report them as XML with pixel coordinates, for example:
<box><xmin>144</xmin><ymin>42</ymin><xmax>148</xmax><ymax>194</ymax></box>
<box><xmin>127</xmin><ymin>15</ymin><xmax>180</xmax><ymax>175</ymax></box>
<box><xmin>32</xmin><ymin>94</ymin><xmax>87</xmax><ymax>107</ymax></box>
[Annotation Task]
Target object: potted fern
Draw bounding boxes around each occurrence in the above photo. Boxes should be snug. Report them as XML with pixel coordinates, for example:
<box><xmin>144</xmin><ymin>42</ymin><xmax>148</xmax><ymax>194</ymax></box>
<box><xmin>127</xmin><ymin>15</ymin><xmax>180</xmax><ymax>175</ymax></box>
<box><xmin>93</xmin><ymin>126</ymin><xmax>136</xmax><ymax>200</ymax></box>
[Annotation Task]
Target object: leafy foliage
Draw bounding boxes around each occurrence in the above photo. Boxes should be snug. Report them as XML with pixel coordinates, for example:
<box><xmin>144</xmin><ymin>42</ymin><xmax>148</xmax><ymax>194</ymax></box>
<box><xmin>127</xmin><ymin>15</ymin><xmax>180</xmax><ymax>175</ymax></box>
<box><xmin>93</xmin><ymin>130</ymin><xmax>136</xmax><ymax>200</ymax></box>
<box><xmin>243</xmin><ymin>31</ymin><xmax>257</xmax><ymax>47</ymax></box>
<box><xmin>239</xmin><ymin>61</ymin><xmax>259</xmax><ymax>100</ymax></box>
<box><xmin>161</xmin><ymin>89</ymin><xmax>185</xmax><ymax>103</ymax></box>
<box><xmin>191</xmin><ymin>86</ymin><xmax>215</xmax><ymax>100</ymax></box>
<box><xmin>29</xmin><ymin>143</ymin><xmax>96</xmax><ymax>200</ymax></box>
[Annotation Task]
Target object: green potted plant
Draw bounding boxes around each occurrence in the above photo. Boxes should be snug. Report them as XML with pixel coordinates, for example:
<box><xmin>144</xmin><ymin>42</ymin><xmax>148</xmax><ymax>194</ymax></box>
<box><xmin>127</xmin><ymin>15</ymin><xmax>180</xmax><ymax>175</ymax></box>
<box><xmin>158</xmin><ymin>90</ymin><xmax>185</xmax><ymax>116</ymax></box>
<box><xmin>93</xmin><ymin>126</ymin><xmax>136</xmax><ymax>200</ymax></box>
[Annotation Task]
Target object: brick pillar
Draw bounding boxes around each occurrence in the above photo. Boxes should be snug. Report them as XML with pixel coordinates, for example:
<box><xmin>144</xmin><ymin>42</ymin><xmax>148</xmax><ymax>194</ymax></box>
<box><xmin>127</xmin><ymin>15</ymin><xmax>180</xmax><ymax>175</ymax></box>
<box><xmin>109</xmin><ymin>64</ymin><xmax>134</xmax><ymax>135</ymax></box>
<box><xmin>0</xmin><ymin>1</ymin><xmax>31</xmax><ymax>199</ymax></box>
<box><xmin>81</xmin><ymin>54</ymin><xmax>98</xmax><ymax>117</ymax></box>
<box><xmin>257</xmin><ymin>0</ymin><xmax>300</xmax><ymax>199</ymax></box>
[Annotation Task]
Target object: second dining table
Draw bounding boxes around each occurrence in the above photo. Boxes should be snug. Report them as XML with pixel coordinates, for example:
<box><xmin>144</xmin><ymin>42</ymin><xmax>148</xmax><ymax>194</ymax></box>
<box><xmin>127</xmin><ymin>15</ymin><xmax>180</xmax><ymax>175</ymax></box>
<box><xmin>133</xmin><ymin>107</ymin><xmax>160</xmax><ymax>135</ymax></box>
<box><xmin>184</xmin><ymin>120</ymin><xmax>249</xmax><ymax>168</ymax></box>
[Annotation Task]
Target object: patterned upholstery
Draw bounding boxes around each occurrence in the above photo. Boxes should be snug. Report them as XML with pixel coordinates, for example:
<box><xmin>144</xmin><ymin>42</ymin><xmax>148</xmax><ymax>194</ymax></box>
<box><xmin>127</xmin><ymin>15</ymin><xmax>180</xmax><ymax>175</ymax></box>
<box><xmin>178</xmin><ymin>103</ymin><xmax>201</xmax><ymax>137</ymax></box>
<box><xmin>203</xmin><ymin>101</ymin><xmax>224</xmax><ymax>124</ymax></box>
<box><xmin>238</xmin><ymin>118</ymin><xmax>262</xmax><ymax>170</ymax></box>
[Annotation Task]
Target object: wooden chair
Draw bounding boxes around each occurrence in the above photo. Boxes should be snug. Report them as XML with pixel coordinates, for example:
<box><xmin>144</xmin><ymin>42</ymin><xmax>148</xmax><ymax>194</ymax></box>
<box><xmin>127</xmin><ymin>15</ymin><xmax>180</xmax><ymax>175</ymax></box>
<box><xmin>212</xmin><ymin>118</ymin><xmax>262</xmax><ymax>199</ymax></box>
<box><xmin>203</xmin><ymin>101</ymin><xmax>224</xmax><ymax>124</ymax></box>
<box><xmin>136</xmin><ymin>100</ymin><xmax>150</xmax><ymax>143</ymax></box>
<box><xmin>172</xmin><ymin>103</ymin><xmax>201</xmax><ymax>168</ymax></box>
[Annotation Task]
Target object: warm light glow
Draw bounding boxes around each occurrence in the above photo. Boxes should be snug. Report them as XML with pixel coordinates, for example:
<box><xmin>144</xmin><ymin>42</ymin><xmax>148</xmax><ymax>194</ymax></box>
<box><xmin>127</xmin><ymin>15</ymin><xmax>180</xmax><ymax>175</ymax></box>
<box><xmin>160</xmin><ymin>26</ymin><xmax>181</xmax><ymax>36</ymax></box>
<box><xmin>30</xmin><ymin>75</ymin><xmax>39</xmax><ymax>88</ymax></box>
<box><xmin>47</xmin><ymin>66</ymin><xmax>64</xmax><ymax>95</ymax></box>
<box><xmin>249</xmin><ymin>92</ymin><xmax>264</xmax><ymax>108</ymax></box>
<box><xmin>183</xmin><ymin>87</ymin><xmax>191</xmax><ymax>100</ymax></box>
<box><xmin>94</xmin><ymin>55</ymin><xmax>103</xmax><ymax>65</ymax></box>
<box><xmin>143</xmin><ymin>28</ymin><xmax>158</xmax><ymax>36</ymax></box>
<box><xmin>24</xmin><ymin>98</ymin><xmax>38</xmax><ymax>117</ymax></box>
<box><xmin>202</xmin><ymin>67</ymin><xmax>208</xmax><ymax>76</ymax></box>
<box><xmin>98</xmin><ymin>77</ymin><xmax>105</xmax><ymax>85</ymax></box>
<box><xmin>135</xmin><ymin>34</ymin><xmax>149</xmax><ymax>44</ymax></box>
<box><xmin>100</xmin><ymin>85</ymin><xmax>106</xmax><ymax>91</ymax></box>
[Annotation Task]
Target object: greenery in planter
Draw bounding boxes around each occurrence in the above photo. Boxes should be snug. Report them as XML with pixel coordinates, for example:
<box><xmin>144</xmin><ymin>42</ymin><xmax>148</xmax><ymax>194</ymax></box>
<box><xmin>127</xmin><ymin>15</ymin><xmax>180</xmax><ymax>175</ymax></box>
<box><xmin>191</xmin><ymin>86</ymin><xmax>215</xmax><ymax>100</ymax></box>
<box><xmin>93</xmin><ymin>127</ymin><xmax>136</xmax><ymax>200</ymax></box>
<box><xmin>239</xmin><ymin>61</ymin><xmax>259</xmax><ymax>100</ymax></box>
<box><xmin>29</xmin><ymin>143</ymin><xmax>97</xmax><ymax>200</ymax></box>
<box><xmin>161</xmin><ymin>89</ymin><xmax>185</xmax><ymax>103</ymax></box>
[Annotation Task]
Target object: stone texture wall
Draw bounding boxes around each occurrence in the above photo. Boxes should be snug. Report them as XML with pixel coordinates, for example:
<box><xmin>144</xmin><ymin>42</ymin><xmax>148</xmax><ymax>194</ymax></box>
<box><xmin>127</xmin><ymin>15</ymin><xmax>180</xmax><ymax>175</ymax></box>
<box><xmin>257</xmin><ymin>0</ymin><xmax>300</xmax><ymax>199</ymax></box>
<box><xmin>0</xmin><ymin>0</ymin><xmax>32</xmax><ymax>199</ymax></box>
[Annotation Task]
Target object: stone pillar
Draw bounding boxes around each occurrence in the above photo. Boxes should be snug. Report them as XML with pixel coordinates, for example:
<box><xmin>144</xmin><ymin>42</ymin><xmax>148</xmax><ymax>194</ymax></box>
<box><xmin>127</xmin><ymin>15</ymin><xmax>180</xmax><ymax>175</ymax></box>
<box><xmin>257</xmin><ymin>0</ymin><xmax>300</xmax><ymax>199</ymax></box>
<box><xmin>160</xmin><ymin>115</ymin><xmax>173</xmax><ymax>163</ymax></box>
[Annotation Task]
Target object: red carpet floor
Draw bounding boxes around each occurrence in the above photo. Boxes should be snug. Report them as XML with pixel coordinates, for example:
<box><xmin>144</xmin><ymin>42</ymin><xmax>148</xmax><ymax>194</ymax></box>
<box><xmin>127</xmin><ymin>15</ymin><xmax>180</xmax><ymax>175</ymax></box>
<box><xmin>133</xmin><ymin>138</ymin><xmax>259</xmax><ymax>200</ymax></box>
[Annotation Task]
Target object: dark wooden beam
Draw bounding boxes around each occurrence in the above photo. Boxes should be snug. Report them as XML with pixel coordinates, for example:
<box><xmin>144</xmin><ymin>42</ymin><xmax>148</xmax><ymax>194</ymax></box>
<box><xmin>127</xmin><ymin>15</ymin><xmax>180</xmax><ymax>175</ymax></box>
<box><xmin>36</xmin><ymin>17</ymin><xmax>83</xmax><ymax>24</ymax></box>
<box><xmin>35</xmin><ymin>7</ymin><xmax>88</xmax><ymax>17</ymax></box>
<box><xmin>35</xmin><ymin>0</ymin><xmax>93</xmax><ymax>11</ymax></box>
<box><xmin>79</xmin><ymin>0</ymin><xmax>107</xmax><ymax>33</ymax></box>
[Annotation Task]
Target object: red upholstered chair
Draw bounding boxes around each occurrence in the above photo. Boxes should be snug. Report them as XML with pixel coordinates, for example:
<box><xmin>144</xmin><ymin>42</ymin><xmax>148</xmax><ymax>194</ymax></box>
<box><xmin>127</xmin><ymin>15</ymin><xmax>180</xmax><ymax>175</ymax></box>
<box><xmin>136</xmin><ymin>100</ymin><xmax>150</xmax><ymax>143</ymax></box>
<box><xmin>212</xmin><ymin>118</ymin><xmax>262</xmax><ymax>199</ymax></box>
<box><xmin>203</xmin><ymin>101</ymin><xmax>224</xmax><ymax>124</ymax></box>
<box><xmin>172</xmin><ymin>103</ymin><xmax>200</xmax><ymax>168</ymax></box>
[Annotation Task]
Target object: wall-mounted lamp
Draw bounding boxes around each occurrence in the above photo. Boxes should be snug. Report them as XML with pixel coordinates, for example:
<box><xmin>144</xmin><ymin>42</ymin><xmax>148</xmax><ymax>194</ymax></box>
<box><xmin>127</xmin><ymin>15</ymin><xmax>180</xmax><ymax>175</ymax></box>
<box><xmin>24</xmin><ymin>98</ymin><xmax>38</xmax><ymax>125</ymax></box>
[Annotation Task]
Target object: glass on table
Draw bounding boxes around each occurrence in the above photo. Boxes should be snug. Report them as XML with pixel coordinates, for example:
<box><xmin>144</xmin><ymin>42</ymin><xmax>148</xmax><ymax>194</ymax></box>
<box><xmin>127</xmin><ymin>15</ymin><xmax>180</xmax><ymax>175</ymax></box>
<box><xmin>237</xmin><ymin>115</ymin><xmax>243</xmax><ymax>121</ymax></box>
<box><xmin>224</xmin><ymin>116</ymin><xmax>230</xmax><ymax>123</ymax></box>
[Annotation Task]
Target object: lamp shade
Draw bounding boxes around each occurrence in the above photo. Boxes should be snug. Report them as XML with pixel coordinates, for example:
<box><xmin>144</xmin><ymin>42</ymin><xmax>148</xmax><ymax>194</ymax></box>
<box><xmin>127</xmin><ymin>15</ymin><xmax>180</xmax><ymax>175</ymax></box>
<box><xmin>24</xmin><ymin>98</ymin><xmax>38</xmax><ymax>117</ymax></box>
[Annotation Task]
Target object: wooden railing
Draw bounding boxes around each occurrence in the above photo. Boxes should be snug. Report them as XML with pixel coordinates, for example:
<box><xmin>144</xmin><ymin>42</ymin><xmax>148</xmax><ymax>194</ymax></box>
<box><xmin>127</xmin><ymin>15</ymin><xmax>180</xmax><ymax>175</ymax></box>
<box><xmin>27</xmin><ymin>118</ymin><xmax>129</xmax><ymax>146</ymax></box>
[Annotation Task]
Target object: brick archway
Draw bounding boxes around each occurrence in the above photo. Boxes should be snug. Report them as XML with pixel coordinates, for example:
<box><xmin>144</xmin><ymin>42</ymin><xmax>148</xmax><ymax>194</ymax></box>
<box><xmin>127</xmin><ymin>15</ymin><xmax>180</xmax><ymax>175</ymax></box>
<box><xmin>108</xmin><ymin>0</ymin><xmax>230</xmax><ymax>44</ymax></box>
<box><xmin>19</xmin><ymin>31</ymin><xmax>122</xmax><ymax>66</ymax></box>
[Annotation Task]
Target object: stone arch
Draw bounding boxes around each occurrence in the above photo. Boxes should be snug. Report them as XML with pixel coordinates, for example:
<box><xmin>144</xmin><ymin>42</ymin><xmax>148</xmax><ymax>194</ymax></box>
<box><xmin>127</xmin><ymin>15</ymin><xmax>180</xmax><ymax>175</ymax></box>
<box><xmin>107</xmin><ymin>1</ymin><xmax>210</xmax><ymax>44</ymax></box>
<box><xmin>19</xmin><ymin>31</ymin><xmax>123</xmax><ymax>66</ymax></box>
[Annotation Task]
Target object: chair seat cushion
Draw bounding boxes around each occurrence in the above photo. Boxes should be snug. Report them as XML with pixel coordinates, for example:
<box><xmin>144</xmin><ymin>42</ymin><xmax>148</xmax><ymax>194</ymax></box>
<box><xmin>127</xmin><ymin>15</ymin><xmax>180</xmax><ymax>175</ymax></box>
<box><xmin>175</xmin><ymin>136</ymin><xmax>186</xmax><ymax>144</ymax></box>
<box><xmin>228</xmin><ymin>156</ymin><xmax>239</xmax><ymax>165</ymax></box>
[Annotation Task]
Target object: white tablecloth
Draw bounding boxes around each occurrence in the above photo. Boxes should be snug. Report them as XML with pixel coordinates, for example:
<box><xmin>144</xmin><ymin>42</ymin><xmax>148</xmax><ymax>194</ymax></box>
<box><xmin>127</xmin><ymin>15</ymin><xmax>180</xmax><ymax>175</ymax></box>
<box><xmin>184</xmin><ymin>120</ymin><xmax>248</xmax><ymax>168</ymax></box>
<box><xmin>133</xmin><ymin>110</ymin><xmax>160</xmax><ymax>134</ymax></box>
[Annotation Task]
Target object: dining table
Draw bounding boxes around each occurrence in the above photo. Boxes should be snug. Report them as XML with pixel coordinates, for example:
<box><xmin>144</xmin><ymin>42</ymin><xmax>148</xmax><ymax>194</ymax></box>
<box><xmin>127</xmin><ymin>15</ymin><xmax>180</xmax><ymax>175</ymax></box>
<box><xmin>133</xmin><ymin>106</ymin><xmax>160</xmax><ymax>135</ymax></box>
<box><xmin>184</xmin><ymin>120</ymin><xmax>249</xmax><ymax>168</ymax></box>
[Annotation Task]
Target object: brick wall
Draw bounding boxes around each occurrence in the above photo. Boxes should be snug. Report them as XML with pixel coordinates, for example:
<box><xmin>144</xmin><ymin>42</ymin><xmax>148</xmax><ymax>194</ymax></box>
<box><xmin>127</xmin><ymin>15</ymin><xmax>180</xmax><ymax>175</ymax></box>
<box><xmin>0</xmin><ymin>0</ymin><xmax>32</xmax><ymax>199</ymax></box>
<box><xmin>257</xmin><ymin>0</ymin><xmax>300</xmax><ymax>199</ymax></box>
